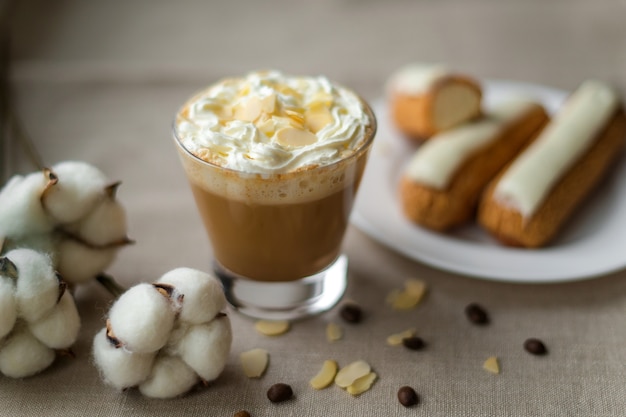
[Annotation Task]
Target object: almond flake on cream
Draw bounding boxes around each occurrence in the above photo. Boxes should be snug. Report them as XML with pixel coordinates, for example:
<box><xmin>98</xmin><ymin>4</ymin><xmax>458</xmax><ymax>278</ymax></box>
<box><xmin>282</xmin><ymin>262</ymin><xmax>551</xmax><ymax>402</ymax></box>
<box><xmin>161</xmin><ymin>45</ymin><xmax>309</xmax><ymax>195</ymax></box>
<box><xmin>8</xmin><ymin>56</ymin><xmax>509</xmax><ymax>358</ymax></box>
<box><xmin>175</xmin><ymin>70</ymin><xmax>370</xmax><ymax>174</ymax></box>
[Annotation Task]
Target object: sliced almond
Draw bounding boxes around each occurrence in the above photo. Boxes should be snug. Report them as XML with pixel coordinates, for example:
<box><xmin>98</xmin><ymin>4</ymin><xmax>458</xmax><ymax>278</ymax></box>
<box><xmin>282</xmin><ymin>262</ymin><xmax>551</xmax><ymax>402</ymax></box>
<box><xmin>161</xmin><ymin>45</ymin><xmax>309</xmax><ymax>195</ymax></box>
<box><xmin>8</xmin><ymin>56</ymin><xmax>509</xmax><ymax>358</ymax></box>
<box><xmin>309</xmin><ymin>360</ymin><xmax>338</xmax><ymax>389</ymax></box>
<box><xmin>309</xmin><ymin>92</ymin><xmax>333</xmax><ymax>109</ymax></box>
<box><xmin>238</xmin><ymin>84</ymin><xmax>251</xmax><ymax>97</ymax></box>
<box><xmin>199</xmin><ymin>101</ymin><xmax>232</xmax><ymax>120</ymax></box>
<box><xmin>260</xmin><ymin>94</ymin><xmax>276</xmax><ymax>114</ymax></box>
<box><xmin>220</xmin><ymin>105</ymin><xmax>233</xmax><ymax>119</ymax></box>
<box><xmin>234</xmin><ymin>96</ymin><xmax>263</xmax><ymax>122</ymax></box>
<box><xmin>240</xmin><ymin>348</ymin><xmax>269</xmax><ymax>378</ymax></box>
<box><xmin>255</xmin><ymin>320</ymin><xmax>290</xmax><ymax>336</ymax></box>
<box><xmin>284</xmin><ymin>110</ymin><xmax>305</xmax><ymax>129</ymax></box>
<box><xmin>346</xmin><ymin>372</ymin><xmax>377</xmax><ymax>395</ymax></box>
<box><xmin>483</xmin><ymin>356</ymin><xmax>500</xmax><ymax>374</ymax></box>
<box><xmin>275</xmin><ymin>127</ymin><xmax>318</xmax><ymax>147</ymax></box>
<box><xmin>386</xmin><ymin>279</ymin><xmax>428</xmax><ymax>311</ymax></box>
<box><xmin>199</xmin><ymin>101</ymin><xmax>223</xmax><ymax>112</ymax></box>
<box><xmin>326</xmin><ymin>322</ymin><xmax>343</xmax><ymax>342</ymax></box>
<box><xmin>386</xmin><ymin>328</ymin><xmax>416</xmax><ymax>346</ymax></box>
<box><xmin>391</xmin><ymin>291</ymin><xmax>422</xmax><ymax>311</ymax></box>
<box><xmin>404</xmin><ymin>278</ymin><xmax>427</xmax><ymax>300</ymax></box>
<box><xmin>305</xmin><ymin>108</ymin><xmax>333</xmax><ymax>133</ymax></box>
<box><xmin>334</xmin><ymin>360</ymin><xmax>371</xmax><ymax>388</ymax></box>
<box><xmin>277</xmin><ymin>85</ymin><xmax>301</xmax><ymax>99</ymax></box>
<box><xmin>256</xmin><ymin>118</ymin><xmax>276</xmax><ymax>136</ymax></box>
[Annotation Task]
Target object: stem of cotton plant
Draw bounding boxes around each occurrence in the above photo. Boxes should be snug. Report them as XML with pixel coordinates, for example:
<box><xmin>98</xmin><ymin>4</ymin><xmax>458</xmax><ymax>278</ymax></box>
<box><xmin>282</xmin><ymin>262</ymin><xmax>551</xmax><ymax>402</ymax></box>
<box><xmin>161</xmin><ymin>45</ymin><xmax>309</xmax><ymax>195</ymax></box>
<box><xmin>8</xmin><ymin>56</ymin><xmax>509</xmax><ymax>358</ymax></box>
<box><xmin>0</xmin><ymin>1</ymin><xmax>12</xmax><ymax>183</ymax></box>
<box><xmin>8</xmin><ymin>109</ymin><xmax>46</xmax><ymax>171</ymax></box>
<box><xmin>96</xmin><ymin>273</ymin><xmax>127</xmax><ymax>299</ymax></box>
<box><xmin>0</xmin><ymin>0</ymin><xmax>45</xmax><ymax>183</ymax></box>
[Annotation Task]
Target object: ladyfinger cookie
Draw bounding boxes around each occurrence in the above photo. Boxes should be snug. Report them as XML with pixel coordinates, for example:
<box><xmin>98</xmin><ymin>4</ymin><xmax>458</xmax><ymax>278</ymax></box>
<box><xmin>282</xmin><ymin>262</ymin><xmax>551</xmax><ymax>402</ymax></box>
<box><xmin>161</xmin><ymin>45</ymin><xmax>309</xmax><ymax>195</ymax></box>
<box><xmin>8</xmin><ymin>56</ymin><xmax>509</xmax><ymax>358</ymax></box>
<box><xmin>400</xmin><ymin>100</ymin><xmax>549</xmax><ymax>231</ymax></box>
<box><xmin>478</xmin><ymin>80</ymin><xmax>626</xmax><ymax>247</ymax></box>
<box><xmin>388</xmin><ymin>64</ymin><xmax>482</xmax><ymax>141</ymax></box>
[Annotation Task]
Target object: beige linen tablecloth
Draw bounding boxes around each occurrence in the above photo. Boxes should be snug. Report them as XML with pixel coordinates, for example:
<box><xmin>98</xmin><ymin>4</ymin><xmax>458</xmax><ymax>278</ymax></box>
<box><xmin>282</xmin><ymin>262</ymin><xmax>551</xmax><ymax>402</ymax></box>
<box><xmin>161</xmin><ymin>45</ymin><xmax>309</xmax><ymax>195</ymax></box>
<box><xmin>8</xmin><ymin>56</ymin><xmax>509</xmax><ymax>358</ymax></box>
<box><xmin>1</xmin><ymin>0</ymin><xmax>625</xmax><ymax>416</ymax></box>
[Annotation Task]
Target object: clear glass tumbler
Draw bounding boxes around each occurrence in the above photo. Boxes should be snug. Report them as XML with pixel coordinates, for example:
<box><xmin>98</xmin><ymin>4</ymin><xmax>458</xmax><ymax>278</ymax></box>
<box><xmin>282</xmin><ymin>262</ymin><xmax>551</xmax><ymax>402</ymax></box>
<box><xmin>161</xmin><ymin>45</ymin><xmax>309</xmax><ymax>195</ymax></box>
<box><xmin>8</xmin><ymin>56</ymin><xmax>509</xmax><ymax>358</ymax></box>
<box><xmin>173</xmin><ymin>84</ymin><xmax>376</xmax><ymax>320</ymax></box>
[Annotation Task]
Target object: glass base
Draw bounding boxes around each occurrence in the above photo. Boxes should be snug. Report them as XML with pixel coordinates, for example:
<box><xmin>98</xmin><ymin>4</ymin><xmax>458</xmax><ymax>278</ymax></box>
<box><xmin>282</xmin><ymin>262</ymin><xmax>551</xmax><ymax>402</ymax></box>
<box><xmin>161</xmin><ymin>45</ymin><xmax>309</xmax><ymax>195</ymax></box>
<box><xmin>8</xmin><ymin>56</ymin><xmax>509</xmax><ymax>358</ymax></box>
<box><xmin>214</xmin><ymin>255</ymin><xmax>348</xmax><ymax>321</ymax></box>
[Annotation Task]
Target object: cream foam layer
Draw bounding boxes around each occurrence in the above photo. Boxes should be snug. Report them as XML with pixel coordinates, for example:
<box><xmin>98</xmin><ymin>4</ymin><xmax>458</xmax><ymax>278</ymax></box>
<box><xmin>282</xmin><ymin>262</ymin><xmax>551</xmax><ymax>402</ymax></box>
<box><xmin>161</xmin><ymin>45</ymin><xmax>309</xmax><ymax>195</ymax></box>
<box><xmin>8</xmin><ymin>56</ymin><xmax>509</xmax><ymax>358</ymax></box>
<box><xmin>493</xmin><ymin>80</ymin><xmax>620</xmax><ymax>218</ymax></box>
<box><xmin>175</xmin><ymin>71</ymin><xmax>371</xmax><ymax>175</ymax></box>
<box><xmin>178</xmin><ymin>141</ymin><xmax>367</xmax><ymax>205</ymax></box>
<box><xmin>386</xmin><ymin>63</ymin><xmax>449</xmax><ymax>96</ymax></box>
<box><xmin>406</xmin><ymin>100</ymin><xmax>539</xmax><ymax>189</ymax></box>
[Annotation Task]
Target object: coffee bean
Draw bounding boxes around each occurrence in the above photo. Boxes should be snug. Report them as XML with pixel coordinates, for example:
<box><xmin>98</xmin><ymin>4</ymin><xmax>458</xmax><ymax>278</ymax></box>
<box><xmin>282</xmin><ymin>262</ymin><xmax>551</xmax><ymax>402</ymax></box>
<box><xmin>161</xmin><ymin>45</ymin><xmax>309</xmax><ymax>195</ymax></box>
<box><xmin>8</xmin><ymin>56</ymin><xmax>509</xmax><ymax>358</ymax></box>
<box><xmin>397</xmin><ymin>386</ymin><xmax>419</xmax><ymax>407</ymax></box>
<box><xmin>465</xmin><ymin>303</ymin><xmax>489</xmax><ymax>325</ymax></box>
<box><xmin>233</xmin><ymin>411</ymin><xmax>251</xmax><ymax>417</ymax></box>
<box><xmin>340</xmin><ymin>303</ymin><xmax>363</xmax><ymax>324</ymax></box>
<box><xmin>267</xmin><ymin>383</ymin><xmax>293</xmax><ymax>403</ymax></box>
<box><xmin>402</xmin><ymin>336</ymin><xmax>425</xmax><ymax>351</ymax></box>
<box><xmin>524</xmin><ymin>338</ymin><xmax>548</xmax><ymax>355</ymax></box>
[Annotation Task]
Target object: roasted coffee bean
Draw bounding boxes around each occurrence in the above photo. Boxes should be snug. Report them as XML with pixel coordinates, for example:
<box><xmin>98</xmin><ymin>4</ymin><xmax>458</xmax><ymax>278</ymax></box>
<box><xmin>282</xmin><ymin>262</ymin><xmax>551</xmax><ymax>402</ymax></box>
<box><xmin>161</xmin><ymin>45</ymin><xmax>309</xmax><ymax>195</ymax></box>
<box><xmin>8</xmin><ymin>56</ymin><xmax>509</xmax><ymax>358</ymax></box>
<box><xmin>233</xmin><ymin>411</ymin><xmax>251</xmax><ymax>417</ymax></box>
<box><xmin>340</xmin><ymin>303</ymin><xmax>363</xmax><ymax>324</ymax></box>
<box><xmin>402</xmin><ymin>336</ymin><xmax>425</xmax><ymax>351</ymax></box>
<box><xmin>524</xmin><ymin>338</ymin><xmax>548</xmax><ymax>355</ymax></box>
<box><xmin>267</xmin><ymin>383</ymin><xmax>293</xmax><ymax>403</ymax></box>
<box><xmin>465</xmin><ymin>303</ymin><xmax>489</xmax><ymax>325</ymax></box>
<box><xmin>397</xmin><ymin>386</ymin><xmax>419</xmax><ymax>407</ymax></box>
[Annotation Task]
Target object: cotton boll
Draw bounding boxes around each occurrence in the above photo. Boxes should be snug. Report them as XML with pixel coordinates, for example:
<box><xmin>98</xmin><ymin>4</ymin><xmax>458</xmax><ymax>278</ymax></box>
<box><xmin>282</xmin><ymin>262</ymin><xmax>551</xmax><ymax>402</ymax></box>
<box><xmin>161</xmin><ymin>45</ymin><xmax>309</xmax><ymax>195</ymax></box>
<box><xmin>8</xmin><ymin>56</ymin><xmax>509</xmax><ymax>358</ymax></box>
<box><xmin>157</xmin><ymin>268</ymin><xmax>227</xmax><ymax>324</ymax></box>
<box><xmin>0</xmin><ymin>326</ymin><xmax>55</xmax><ymax>378</ymax></box>
<box><xmin>0</xmin><ymin>277</ymin><xmax>17</xmax><ymax>339</ymax></box>
<box><xmin>56</xmin><ymin>238</ymin><xmax>117</xmax><ymax>285</ymax></box>
<box><xmin>72</xmin><ymin>196</ymin><xmax>128</xmax><ymax>246</ymax></box>
<box><xmin>2</xmin><ymin>233</ymin><xmax>60</xmax><ymax>264</ymax></box>
<box><xmin>108</xmin><ymin>283</ymin><xmax>176</xmax><ymax>353</ymax></box>
<box><xmin>175</xmin><ymin>317</ymin><xmax>232</xmax><ymax>382</ymax></box>
<box><xmin>42</xmin><ymin>161</ymin><xmax>109</xmax><ymax>224</ymax></box>
<box><xmin>92</xmin><ymin>329</ymin><xmax>156</xmax><ymax>390</ymax></box>
<box><xmin>163</xmin><ymin>322</ymin><xmax>190</xmax><ymax>351</ymax></box>
<box><xmin>0</xmin><ymin>174</ymin><xmax>25</xmax><ymax>195</ymax></box>
<box><xmin>138</xmin><ymin>355</ymin><xmax>199</xmax><ymax>399</ymax></box>
<box><xmin>0</xmin><ymin>172</ymin><xmax>55</xmax><ymax>238</ymax></box>
<box><xmin>29</xmin><ymin>290</ymin><xmax>80</xmax><ymax>349</ymax></box>
<box><xmin>9</xmin><ymin>248</ymin><xmax>61</xmax><ymax>322</ymax></box>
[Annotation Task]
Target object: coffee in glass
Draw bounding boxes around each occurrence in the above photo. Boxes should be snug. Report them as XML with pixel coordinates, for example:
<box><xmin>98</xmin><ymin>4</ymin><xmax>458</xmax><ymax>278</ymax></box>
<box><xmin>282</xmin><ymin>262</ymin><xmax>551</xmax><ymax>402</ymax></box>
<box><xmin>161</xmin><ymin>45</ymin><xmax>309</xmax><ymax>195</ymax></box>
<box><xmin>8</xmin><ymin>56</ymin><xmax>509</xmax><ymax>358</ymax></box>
<box><xmin>173</xmin><ymin>70</ymin><xmax>376</xmax><ymax>319</ymax></box>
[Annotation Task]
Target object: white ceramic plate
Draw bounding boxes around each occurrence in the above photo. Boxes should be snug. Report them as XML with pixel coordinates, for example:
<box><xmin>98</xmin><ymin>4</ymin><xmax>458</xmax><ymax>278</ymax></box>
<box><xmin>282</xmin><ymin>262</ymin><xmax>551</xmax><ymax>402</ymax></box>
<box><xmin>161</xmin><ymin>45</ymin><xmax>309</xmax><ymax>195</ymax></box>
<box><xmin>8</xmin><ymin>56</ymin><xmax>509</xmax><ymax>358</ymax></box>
<box><xmin>351</xmin><ymin>79</ymin><xmax>626</xmax><ymax>283</ymax></box>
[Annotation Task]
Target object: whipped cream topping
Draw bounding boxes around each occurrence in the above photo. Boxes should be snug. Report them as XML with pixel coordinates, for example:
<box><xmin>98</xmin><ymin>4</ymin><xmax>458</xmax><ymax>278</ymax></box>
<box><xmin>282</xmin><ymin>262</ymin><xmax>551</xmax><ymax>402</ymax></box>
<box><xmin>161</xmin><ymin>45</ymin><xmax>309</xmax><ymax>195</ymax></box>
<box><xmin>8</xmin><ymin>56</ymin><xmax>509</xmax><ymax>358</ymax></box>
<box><xmin>493</xmin><ymin>80</ymin><xmax>620</xmax><ymax>218</ymax></box>
<box><xmin>175</xmin><ymin>71</ymin><xmax>371</xmax><ymax>174</ymax></box>
<box><xmin>406</xmin><ymin>100</ymin><xmax>538</xmax><ymax>189</ymax></box>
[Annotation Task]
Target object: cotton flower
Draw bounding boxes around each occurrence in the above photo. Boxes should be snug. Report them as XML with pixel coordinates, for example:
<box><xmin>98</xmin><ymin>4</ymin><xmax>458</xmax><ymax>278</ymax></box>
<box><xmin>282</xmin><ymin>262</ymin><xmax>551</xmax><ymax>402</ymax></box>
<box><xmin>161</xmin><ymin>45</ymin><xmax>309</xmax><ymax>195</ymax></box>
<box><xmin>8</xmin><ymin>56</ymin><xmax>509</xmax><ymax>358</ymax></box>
<box><xmin>41</xmin><ymin>161</ymin><xmax>109</xmax><ymax>224</ymax></box>
<box><xmin>55</xmin><ymin>239</ymin><xmax>118</xmax><ymax>285</ymax></box>
<box><xmin>169</xmin><ymin>318</ymin><xmax>232</xmax><ymax>382</ymax></box>
<box><xmin>156</xmin><ymin>267</ymin><xmax>226</xmax><ymax>324</ymax></box>
<box><xmin>0</xmin><ymin>171</ymin><xmax>56</xmax><ymax>238</ymax></box>
<box><xmin>0</xmin><ymin>249</ymin><xmax>80</xmax><ymax>378</ymax></box>
<box><xmin>0</xmin><ymin>325</ymin><xmax>56</xmax><ymax>378</ymax></box>
<box><xmin>93</xmin><ymin>268</ymin><xmax>232</xmax><ymax>399</ymax></box>
<box><xmin>92</xmin><ymin>329</ymin><xmax>156</xmax><ymax>389</ymax></box>
<box><xmin>0</xmin><ymin>161</ymin><xmax>132</xmax><ymax>286</ymax></box>
<box><xmin>107</xmin><ymin>283</ymin><xmax>177</xmax><ymax>353</ymax></box>
<box><xmin>1</xmin><ymin>233</ymin><xmax>59</xmax><ymax>265</ymax></box>
<box><xmin>55</xmin><ymin>186</ymin><xmax>131</xmax><ymax>285</ymax></box>
<box><xmin>11</xmin><ymin>248</ymin><xmax>63</xmax><ymax>323</ymax></box>
<box><xmin>138</xmin><ymin>355</ymin><xmax>199</xmax><ymax>399</ymax></box>
<box><xmin>28</xmin><ymin>291</ymin><xmax>80</xmax><ymax>349</ymax></box>
<box><xmin>0</xmin><ymin>275</ymin><xmax>17</xmax><ymax>340</ymax></box>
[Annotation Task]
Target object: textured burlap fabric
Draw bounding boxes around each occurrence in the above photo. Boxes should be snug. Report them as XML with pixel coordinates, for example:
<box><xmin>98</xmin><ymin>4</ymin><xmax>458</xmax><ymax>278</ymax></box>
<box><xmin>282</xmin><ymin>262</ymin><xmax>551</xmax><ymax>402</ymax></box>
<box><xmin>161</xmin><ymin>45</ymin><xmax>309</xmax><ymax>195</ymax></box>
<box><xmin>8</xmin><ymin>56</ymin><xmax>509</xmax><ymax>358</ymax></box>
<box><xmin>1</xmin><ymin>1</ymin><xmax>625</xmax><ymax>416</ymax></box>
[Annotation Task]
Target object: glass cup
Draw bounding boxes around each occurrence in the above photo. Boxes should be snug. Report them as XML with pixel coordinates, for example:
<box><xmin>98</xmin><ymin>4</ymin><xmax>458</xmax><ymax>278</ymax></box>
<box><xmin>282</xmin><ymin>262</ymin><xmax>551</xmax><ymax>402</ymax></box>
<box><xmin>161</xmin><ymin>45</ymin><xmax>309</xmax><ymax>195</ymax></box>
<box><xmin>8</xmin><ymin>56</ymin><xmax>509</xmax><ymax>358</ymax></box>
<box><xmin>173</xmin><ymin>80</ymin><xmax>376</xmax><ymax>320</ymax></box>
